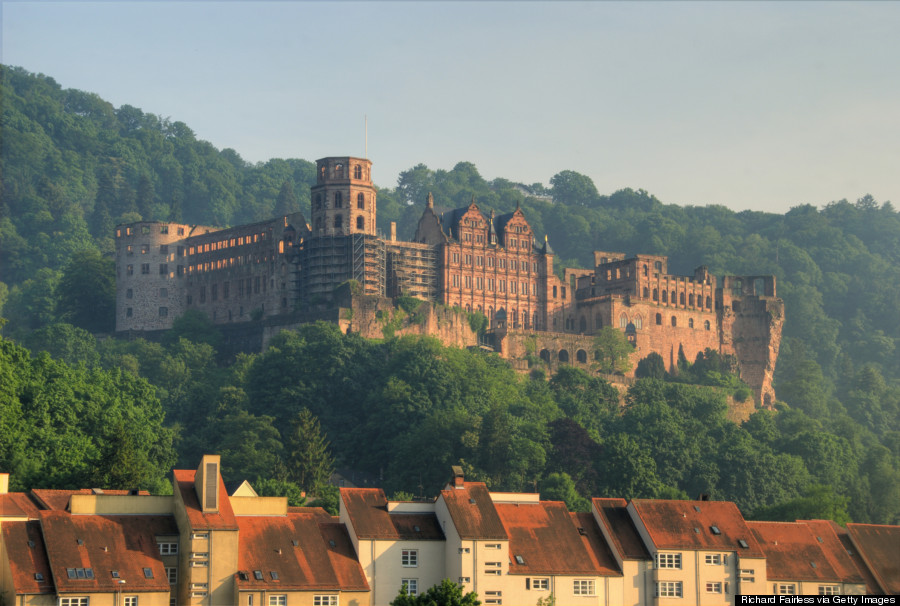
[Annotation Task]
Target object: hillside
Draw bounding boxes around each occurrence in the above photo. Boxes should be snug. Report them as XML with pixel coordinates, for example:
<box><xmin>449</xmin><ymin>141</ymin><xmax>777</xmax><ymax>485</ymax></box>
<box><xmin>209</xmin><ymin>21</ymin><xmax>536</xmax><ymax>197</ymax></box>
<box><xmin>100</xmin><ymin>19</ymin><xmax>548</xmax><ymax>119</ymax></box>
<box><xmin>1</xmin><ymin>65</ymin><xmax>898</xmax><ymax>523</ymax></box>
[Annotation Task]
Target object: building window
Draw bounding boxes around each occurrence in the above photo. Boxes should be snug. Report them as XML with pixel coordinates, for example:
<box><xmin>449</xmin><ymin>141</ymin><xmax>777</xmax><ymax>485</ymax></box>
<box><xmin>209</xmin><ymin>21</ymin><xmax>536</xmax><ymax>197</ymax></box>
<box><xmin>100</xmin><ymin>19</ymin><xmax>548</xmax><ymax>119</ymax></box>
<box><xmin>142</xmin><ymin>568</ymin><xmax>153</xmax><ymax>579</ymax></box>
<box><xmin>141</xmin><ymin>263</ymin><xmax>150</xmax><ymax>274</ymax></box>
<box><xmin>704</xmin><ymin>554</ymin><xmax>722</xmax><ymax>565</ymax></box>
<box><xmin>529</xmin><ymin>578</ymin><xmax>549</xmax><ymax>590</ymax></box>
<box><xmin>689</xmin><ymin>318</ymin><xmax>694</xmax><ymax>328</ymax></box>
<box><xmin>313</xmin><ymin>597</ymin><xmax>337</xmax><ymax>606</ymax></box>
<box><xmin>657</xmin><ymin>581</ymin><xmax>683</xmax><ymax>597</ymax></box>
<box><xmin>671</xmin><ymin>315</ymin><xmax>677</xmax><ymax>327</ymax></box>
<box><xmin>126</xmin><ymin>307</ymin><xmax>133</xmax><ymax>317</ymax></box>
<box><xmin>357</xmin><ymin>192</ymin><xmax>365</xmax><ymax>209</ymax></box>
<box><xmin>819</xmin><ymin>586</ymin><xmax>840</xmax><ymax>595</ymax></box>
<box><xmin>402</xmin><ymin>579</ymin><xmax>418</xmax><ymax>596</ymax></box>
<box><xmin>739</xmin><ymin>569</ymin><xmax>755</xmax><ymax>583</ymax></box>
<box><xmin>334</xmin><ymin>214</ymin><xmax>342</xmax><ymax>229</ymax></box>
<box><xmin>335</xmin><ymin>192</ymin><xmax>343</xmax><ymax>208</ymax></box>
<box><xmin>269</xmin><ymin>596</ymin><xmax>287</xmax><ymax>606</ymax></box>
<box><xmin>705</xmin><ymin>582</ymin><xmax>722</xmax><ymax>593</ymax></box>
<box><xmin>66</xmin><ymin>568</ymin><xmax>95</xmax><ymax>579</ymax></box>
<box><xmin>634</xmin><ymin>315</ymin><xmax>643</xmax><ymax>329</ymax></box>
<box><xmin>656</xmin><ymin>553</ymin><xmax>682</xmax><ymax>569</ymax></box>
<box><xmin>165</xmin><ymin>567</ymin><xmax>177</xmax><ymax>584</ymax></box>
<box><xmin>159</xmin><ymin>264</ymin><xmax>168</xmax><ymax>275</ymax></box>
<box><xmin>485</xmin><ymin>562</ymin><xmax>501</xmax><ymax>575</ymax></box>
<box><xmin>124</xmin><ymin>598</ymin><xmax>138</xmax><ymax>606</ymax></box>
<box><xmin>126</xmin><ymin>288</ymin><xmax>133</xmax><ymax>299</ymax></box>
<box><xmin>141</xmin><ymin>244</ymin><xmax>149</xmax><ymax>254</ymax></box>
<box><xmin>573</xmin><ymin>580</ymin><xmax>595</xmax><ymax>596</ymax></box>
<box><xmin>778</xmin><ymin>584</ymin><xmax>796</xmax><ymax>595</ymax></box>
<box><xmin>705</xmin><ymin>320</ymin><xmax>711</xmax><ymax>330</ymax></box>
<box><xmin>158</xmin><ymin>542</ymin><xmax>178</xmax><ymax>555</ymax></box>
<box><xmin>59</xmin><ymin>599</ymin><xmax>89</xmax><ymax>606</ymax></box>
<box><xmin>619</xmin><ymin>313</ymin><xmax>628</xmax><ymax>328</ymax></box>
<box><xmin>357</xmin><ymin>216</ymin><xmax>364</xmax><ymax>230</ymax></box>
<box><xmin>354</xmin><ymin>164</ymin><xmax>362</xmax><ymax>179</ymax></box>
<box><xmin>159</xmin><ymin>307</ymin><xmax>168</xmax><ymax>317</ymax></box>
<box><xmin>401</xmin><ymin>549</ymin><xmax>418</xmax><ymax>567</ymax></box>
<box><xmin>127</xmin><ymin>264</ymin><xmax>134</xmax><ymax>276</ymax></box>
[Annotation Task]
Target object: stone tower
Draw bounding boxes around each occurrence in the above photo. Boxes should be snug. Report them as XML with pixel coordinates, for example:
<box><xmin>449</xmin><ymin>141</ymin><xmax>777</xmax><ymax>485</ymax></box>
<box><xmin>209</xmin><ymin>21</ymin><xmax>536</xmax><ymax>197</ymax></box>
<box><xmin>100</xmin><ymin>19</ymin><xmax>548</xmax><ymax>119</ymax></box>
<box><xmin>309</xmin><ymin>157</ymin><xmax>377</xmax><ymax>237</ymax></box>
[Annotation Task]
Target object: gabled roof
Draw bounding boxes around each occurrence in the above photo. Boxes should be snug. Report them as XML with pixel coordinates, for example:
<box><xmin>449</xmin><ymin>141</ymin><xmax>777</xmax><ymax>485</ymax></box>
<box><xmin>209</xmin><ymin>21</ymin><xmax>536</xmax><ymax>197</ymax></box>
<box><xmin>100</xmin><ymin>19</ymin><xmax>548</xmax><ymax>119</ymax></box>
<box><xmin>0</xmin><ymin>492</ymin><xmax>40</xmax><ymax>518</ymax></box>
<box><xmin>845</xmin><ymin>523</ymin><xmax>900</xmax><ymax>594</ymax></box>
<box><xmin>173</xmin><ymin>468</ymin><xmax>238</xmax><ymax>530</ymax></box>
<box><xmin>340</xmin><ymin>488</ymin><xmax>443</xmax><ymax>540</ymax></box>
<box><xmin>30</xmin><ymin>489</ymin><xmax>149</xmax><ymax>512</ymax></box>
<box><xmin>235</xmin><ymin>512</ymin><xmax>368</xmax><ymax>592</ymax></box>
<box><xmin>38</xmin><ymin>511</ymin><xmax>174</xmax><ymax>594</ymax></box>
<box><xmin>592</xmin><ymin>498</ymin><xmax>651</xmax><ymax>561</ymax></box>
<box><xmin>2</xmin><ymin>520</ymin><xmax>53</xmax><ymax>595</ymax></box>
<box><xmin>628</xmin><ymin>499</ymin><xmax>764</xmax><ymax>557</ymax></box>
<box><xmin>440</xmin><ymin>482</ymin><xmax>506</xmax><ymax>541</ymax></box>
<box><xmin>495</xmin><ymin>500</ymin><xmax>620</xmax><ymax>577</ymax></box>
<box><xmin>811</xmin><ymin>520</ymin><xmax>882</xmax><ymax>594</ymax></box>
<box><xmin>748</xmin><ymin>521</ymin><xmax>841</xmax><ymax>582</ymax></box>
<box><xmin>799</xmin><ymin>520</ymin><xmax>866</xmax><ymax>586</ymax></box>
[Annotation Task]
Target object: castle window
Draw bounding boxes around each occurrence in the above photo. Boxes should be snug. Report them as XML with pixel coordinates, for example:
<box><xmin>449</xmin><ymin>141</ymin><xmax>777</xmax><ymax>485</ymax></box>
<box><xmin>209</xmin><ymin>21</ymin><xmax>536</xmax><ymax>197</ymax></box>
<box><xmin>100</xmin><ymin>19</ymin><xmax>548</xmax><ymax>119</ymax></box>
<box><xmin>559</xmin><ymin>350</ymin><xmax>569</xmax><ymax>363</ymax></box>
<box><xmin>315</xmin><ymin>194</ymin><xmax>322</xmax><ymax>209</ymax></box>
<box><xmin>335</xmin><ymin>163</ymin><xmax>344</xmax><ymax>178</ymax></box>
<box><xmin>643</xmin><ymin>264</ymin><xmax>649</xmax><ymax>276</ymax></box>
<box><xmin>357</xmin><ymin>216</ymin><xmax>365</xmax><ymax>230</ymax></box>
<box><xmin>354</xmin><ymin>164</ymin><xmax>362</xmax><ymax>179</ymax></box>
<box><xmin>689</xmin><ymin>294</ymin><xmax>695</xmax><ymax>306</ymax></box>
<box><xmin>634</xmin><ymin>315</ymin><xmax>643</xmax><ymax>329</ymax></box>
<box><xmin>680</xmin><ymin>292</ymin><xmax>685</xmax><ymax>305</ymax></box>
<box><xmin>671</xmin><ymin>291</ymin><xmax>676</xmax><ymax>304</ymax></box>
<box><xmin>159</xmin><ymin>307</ymin><xmax>168</xmax><ymax>317</ymax></box>
<box><xmin>141</xmin><ymin>264</ymin><xmax>150</xmax><ymax>274</ymax></box>
<box><xmin>689</xmin><ymin>318</ymin><xmax>694</xmax><ymax>328</ymax></box>
<box><xmin>656</xmin><ymin>313</ymin><xmax>662</xmax><ymax>325</ymax></box>
<box><xmin>357</xmin><ymin>193</ymin><xmax>365</xmax><ymax>209</ymax></box>
<box><xmin>577</xmin><ymin>349</ymin><xmax>587</xmax><ymax>363</ymax></box>
<box><xmin>706</xmin><ymin>296</ymin><xmax>712</xmax><ymax>308</ymax></box>
<box><xmin>334</xmin><ymin>215</ymin><xmax>343</xmax><ymax>229</ymax></box>
<box><xmin>335</xmin><ymin>192</ymin><xmax>343</xmax><ymax>208</ymax></box>
<box><xmin>126</xmin><ymin>288</ymin><xmax>133</xmax><ymax>299</ymax></box>
<box><xmin>620</xmin><ymin>314</ymin><xmax>628</xmax><ymax>328</ymax></box>
<box><xmin>141</xmin><ymin>244</ymin><xmax>149</xmax><ymax>254</ymax></box>
<box><xmin>643</xmin><ymin>287</ymin><xmax>649</xmax><ymax>298</ymax></box>
<box><xmin>126</xmin><ymin>307</ymin><xmax>133</xmax><ymax>317</ymax></box>
<box><xmin>671</xmin><ymin>316</ymin><xmax>677</xmax><ymax>327</ymax></box>
<box><xmin>655</xmin><ymin>261</ymin><xmax>662</xmax><ymax>270</ymax></box>
<box><xmin>159</xmin><ymin>264</ymin><xmax>168</xmax><ymax>275</ymax></box>
<box><xmin>661</xmin><ymin>290</ymin><xmax>667</xmax><ymax>303</ymax></box>
<box><xmin>705</xmin><ymin>320</ymin><xmax>711</xmax><ymax>330</ymax></box>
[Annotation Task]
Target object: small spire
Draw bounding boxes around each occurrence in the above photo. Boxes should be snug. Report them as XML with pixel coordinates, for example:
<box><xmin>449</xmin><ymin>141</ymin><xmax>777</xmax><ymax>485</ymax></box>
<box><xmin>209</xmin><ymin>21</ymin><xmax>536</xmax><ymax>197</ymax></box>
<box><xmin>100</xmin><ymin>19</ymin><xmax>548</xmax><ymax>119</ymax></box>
<box><xmin>471</xmin><ymin>195</ymin><xmax>476</xmax><ymax>207</ymax></box>
<box><xmin>516</xmin><ymin>199</ymin><xmax>520</xmax><ymax>210</ymax></box>
<box><xmin>427</xmin><ymin>192</ymin><xmax>434</xmax><ymax>209</ymax></box>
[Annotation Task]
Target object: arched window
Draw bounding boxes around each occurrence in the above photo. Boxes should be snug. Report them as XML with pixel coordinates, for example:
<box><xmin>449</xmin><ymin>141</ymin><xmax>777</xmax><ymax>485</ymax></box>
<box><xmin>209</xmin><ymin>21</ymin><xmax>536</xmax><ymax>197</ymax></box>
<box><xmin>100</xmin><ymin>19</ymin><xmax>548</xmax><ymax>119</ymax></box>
<box><xmin>334</xmin><ymin>214</ymin><xmax>343</xmax><ymax>229</ymax></box>
<box><xmin>643</xmin><ymin>287</ymin><xmax>649</xmax><ymax>298</ymax></box>
<box><xmin>680</xmin><ymin>292</ymin><xmax>685</xmax><ymax>305</ymax></box>
<box><xmin>733</xmin><ymin>279</ymin><xmax>743</xmax><ymax>296</ymax></box>
<box><xmin>619</xmin><ymin>313</ymin><xmax>628</xmax><ymax>328</ymax></box>
<box><xmin>688</xmin><ymin>318</ymin><xmax>694</xmax><ymax>328</ymax></box>
<box><xmin>652</xmin><ymin>288</ymin><xmax>658</xmax><ymax>301</ymax></box>
<box><xmin>671</xmin><ymin>291</ymin><xmax>676</xmax><ymax>304</ymax></box>
<box><xmin>559</xmin><ymin>350</ymin><xmax>570</xmax><ymax>363</ymax></box>
<box><xmin>671</xmin><ymin>316</ymin><xmax>677</xmax><ymax>327</ymax></box>
<box><xmin>655</xmin><ymin>261</ymin><xmax>662</xmax><ymax>270</ymax></box>
<box><xmin>540</xmin><ymin>349</ymin><xmax>551</xmax><ymax>363</ymax></box>
<box><xmin>706</xmin><ymin>296</ymin><xmax>712</xmax><ymax>308</ymax></box>
<box><xmin>335</xmin><ymin>192</ymin><xmax>343</xmax><ymax>208</ymax></box>
<box><xmin>356</xmin><ymin>216</ymin><xmax>365</xmax><ymax>230</ymax></box>
<box><xmin>643</xmin><ymin>264</ymin><xmax>649</xmax><ymax>276</ymax></box>
<box><xmin>357</xmin><ymin>193</ymin><xmax>365</xmax><ymax>209</ymax></box>
<box><xmin>662</xmin><ymin>290</ymin><xmax>668</xmax><ymax>303</ymax></box>
<box><xmin>705</xmin><ymin>320</ymin><xmax>711</xmax><ymax>330</ymax></box>
<box><xmin>656</xmin><ymin>313</ymin><xmax>662</xmax><ymax>325</ymax></box>
<box><xmin>576</xmin><ymin>349</ymin><xmax>587</xmax><ymax>363</ymax></box>
<box><xmin>320</xmin><ymin>166</ymin><xmax>326</xmax><ymax>180</ymax></box>
<box><xmin>353</xmin><ymin>164</ymin><xmax>362</xmax><ymax>179</ymax></box>
<box><xmin>634</xmin><ymin>315</ymin><xmax>643</xmax><ymax>329</ymax></box>
<box><xmin>335</xmin><ymin>163</ymin><xmax>344</xmax><ymax>178</ymax></box>
<box><xmin>689</xmin><ymin>293</ymin><xmax>695</xmax><ymax>306</ymax></box>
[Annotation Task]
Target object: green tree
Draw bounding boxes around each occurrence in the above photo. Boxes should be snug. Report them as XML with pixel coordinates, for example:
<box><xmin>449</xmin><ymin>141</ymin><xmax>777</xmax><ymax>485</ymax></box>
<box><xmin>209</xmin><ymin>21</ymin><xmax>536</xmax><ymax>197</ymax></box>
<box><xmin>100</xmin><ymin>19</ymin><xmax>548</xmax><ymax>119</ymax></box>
<box><xmin>391</xmin><ymin>579</ymin><xmax>481</xmax><ymax>606</ymax></box>
<box><xmin>286</xmin><ymin>408</ymin><xmax>336</xmax><ymax>493</ymax></box>
<box><xmin>592</xmin><ymin>327</ymin><xmax>633</xmax><ymax>374</ymax></box>
<box><xmin>549</xmin><ymin>170</ymin><xmax>599</xmax><ymax>207</ymax></box>
<box><xmin>635</xmin><ymin>352</ymin><xmax>666</xmax><ymax>380</ymax></box>
<box><xmin>750</xmin><ymin>484</ymin><xmax>851</xmax><ymax>525</ymax></box>
<box><xmin>274</xmin><ymin>180</ymin><xmax>298</xmax><ymax>215</ymax></box>
<box><xmin>254</xmin><ymin>477</ymin><xmax>307</xmax><ymax>507</ymax></box>
<box><xmin>55</xmin><ymin>249</ymin><xmax>115</xmax><ymax>333</ymax></box>
<box><xmin>538</xmin><ymin>472</ymin><xmax>590</xmax><ymax>512</ymax></box>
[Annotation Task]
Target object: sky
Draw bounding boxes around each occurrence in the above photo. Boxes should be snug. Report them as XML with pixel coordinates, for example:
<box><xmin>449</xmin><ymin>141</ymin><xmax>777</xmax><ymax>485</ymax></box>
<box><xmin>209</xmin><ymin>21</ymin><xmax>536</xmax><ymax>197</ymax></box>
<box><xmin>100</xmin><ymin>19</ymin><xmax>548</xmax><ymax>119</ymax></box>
<box><xmin>2</xmin><ymin>1</ymin><xmax>898</xmax><ymax>214</ymax></box>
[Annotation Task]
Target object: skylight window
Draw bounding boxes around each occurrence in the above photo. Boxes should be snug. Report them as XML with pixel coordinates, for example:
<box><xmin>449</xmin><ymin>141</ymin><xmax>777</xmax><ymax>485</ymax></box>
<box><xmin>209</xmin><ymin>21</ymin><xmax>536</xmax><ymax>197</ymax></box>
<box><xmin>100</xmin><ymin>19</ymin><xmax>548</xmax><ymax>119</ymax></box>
<box><xmin>67</xmin><ymin>568</ymin><xmax>93</xmax><ymax>579</ymax></box>
<box><xmin>292</xmin><ymin>540</ymin><xmax>299</xmax><ymax>547</ymax></box>
<box><xmin>413</xmin><ymin>525</ymin><xmax>421</xmax><ymax>532</ymax></box>
<box><xmin>515</xmin><ymin>555</ymin><xmax>525</xmax><ymax>565</ymax></box>
<box><xmin>738</xmin><ymin>539</ymin><xmax>749</xmax><ymax>549</ymax></box>
<box><xmin>34</xmin><ymin>573</ymin><xmax>44</xmax><ymax>581</ymax></box>
<box><xmin>143</xmin><ymin>568</ymin><xmax>153</xmax><ymax>579</ymax></box>
<box><xmin>111</xmin><ymin>571</ymin><xmax>120</xmax><ymax>578</ymax></box>
<box><xmin>693</xmin><ymin>506</ymin><xmax>701</xmax><ymax>513</ymax></box>
<box><xmin>254</xmin><ymin>570</ymin><xmax>264</xmax><ymax>581</ymax></box>
<box><xmin>711</xmin><ymin>526</ymin><xmax>721</xmax><ymax>535</ymax></box>
<box><xmin>271</xmin><ymin>571</ymin><xmax>279</xmax><ymax>580</ymax></box>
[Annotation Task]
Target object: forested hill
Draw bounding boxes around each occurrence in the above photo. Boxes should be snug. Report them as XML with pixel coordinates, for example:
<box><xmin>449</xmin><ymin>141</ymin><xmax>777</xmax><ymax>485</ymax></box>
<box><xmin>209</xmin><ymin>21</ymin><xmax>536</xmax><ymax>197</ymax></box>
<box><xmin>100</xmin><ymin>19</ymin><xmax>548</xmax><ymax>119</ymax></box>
<box><xmin>1</xmin><ymin>65</ymin><xmax>899</xmax><ymax>523</ymax></box>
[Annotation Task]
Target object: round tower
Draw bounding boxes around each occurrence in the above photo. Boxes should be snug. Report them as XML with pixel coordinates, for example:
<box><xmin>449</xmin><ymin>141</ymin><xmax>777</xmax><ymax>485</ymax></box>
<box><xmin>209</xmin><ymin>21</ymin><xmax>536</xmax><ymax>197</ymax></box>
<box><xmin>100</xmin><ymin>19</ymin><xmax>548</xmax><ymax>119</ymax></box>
<box><xmin>310</xmin><ymin>157</ymin><xmax>377</xmax><ymax>237</ymax></box>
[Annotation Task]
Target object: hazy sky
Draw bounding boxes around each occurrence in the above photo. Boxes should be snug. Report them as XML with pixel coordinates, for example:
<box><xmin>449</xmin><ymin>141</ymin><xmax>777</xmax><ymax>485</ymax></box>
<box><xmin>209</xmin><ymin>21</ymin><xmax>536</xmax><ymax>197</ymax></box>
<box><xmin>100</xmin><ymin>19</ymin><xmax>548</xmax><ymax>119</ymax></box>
<box><xmin>2</xmin><ymin>1</ymin><xmax>898</xmax><ymax>213</ymax></box>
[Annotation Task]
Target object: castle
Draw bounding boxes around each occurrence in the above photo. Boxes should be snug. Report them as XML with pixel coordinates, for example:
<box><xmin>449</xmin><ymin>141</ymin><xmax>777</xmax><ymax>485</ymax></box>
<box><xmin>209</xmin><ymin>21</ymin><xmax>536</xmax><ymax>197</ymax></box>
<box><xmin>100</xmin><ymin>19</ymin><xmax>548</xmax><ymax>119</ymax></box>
<box><xmin>115</xmin><ymin>156</ymin><xmax>783</xmax><ymax>405</ymax></box>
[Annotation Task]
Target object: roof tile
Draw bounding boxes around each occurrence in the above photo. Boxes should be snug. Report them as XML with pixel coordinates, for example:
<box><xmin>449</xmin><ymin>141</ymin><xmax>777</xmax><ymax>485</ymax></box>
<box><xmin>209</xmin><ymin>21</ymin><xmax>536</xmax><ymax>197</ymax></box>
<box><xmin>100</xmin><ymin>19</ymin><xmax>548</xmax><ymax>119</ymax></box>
<box><xmin>845</xmin><ymin>523</ymin><xmax>900</xmax><ymax>594</ymax></box>
<box><xmin>440</xmin><ymin>483</ymin><xmax>506</xmax><ymax>541</ymax></box>
<box><xmin>748</xmin><ymin>521</ymin><xmax>840</xmax><ymax>582</ymax></box>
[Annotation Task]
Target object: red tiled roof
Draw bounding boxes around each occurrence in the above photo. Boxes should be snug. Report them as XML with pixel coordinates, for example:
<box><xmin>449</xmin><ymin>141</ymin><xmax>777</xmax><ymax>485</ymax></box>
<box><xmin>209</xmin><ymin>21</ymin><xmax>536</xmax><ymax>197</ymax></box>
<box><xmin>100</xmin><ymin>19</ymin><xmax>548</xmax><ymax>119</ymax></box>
<box><xmin>30</xmin><ymin>489</ymin><xmax>149</xmax><ymax>511</ymax></box>
<box><xmin>629</xmin><ymin>499</ymin><xmax>764</xmax><ymax>557</ymax></box>
<box><xmin>748</xmin><ymin>521</ymin><xmax>840</xmax><ymax>582</ymax></box>
<box><xmin>799</xmin><ymin>520</ymin><xmax>865</xmax><ymax>585</ymax></box>
<box><xmin>0</xmin><ymin>492</ymin><xmax>40</xmax><ymax>518</ymax></box>
<box><xmin>846</xmin><ymin>523</ymin><xmax>900</xmax><ymax>594</ymax></box>
<box><xmin>2</xmin><ymin>520</ymin><xmax>53</xmax><ymax>595</ymax></box>
<box><xmin>173</xmin><ymin>469</ymin><xmax>238</xmax><ymax>530</ymax></box>
<box><xmin>38</xmin><ymin>511</ymin><xmax>175</xmax><ymax>594</ymax></box>
<box><xmin>817</xmin><ymin>521</ymin><xmax>883</xmax><ymax>594</ymax></box>
<box><xmin>495</xmin><ymin>501</ymin><xmax>620</xmax><ymax>576</ymax></box>
<box><xmin>235</xmin><ymin>512</ymin><xmax>368</xmax><ymax>592</ymax></box>
<box><xmin>592</xmin><ymin>498</ymin><xmax>651</xmax><ymax>561</ymax></box>
<box><xmin>440</xmin><ymin>482</ymin><xmax>506</xmax><ymax>540</ymax></box>
<box><xmin>340</xmin><ymin>488</ymin><xmax>443</xmax><ymax>540</ymax></box>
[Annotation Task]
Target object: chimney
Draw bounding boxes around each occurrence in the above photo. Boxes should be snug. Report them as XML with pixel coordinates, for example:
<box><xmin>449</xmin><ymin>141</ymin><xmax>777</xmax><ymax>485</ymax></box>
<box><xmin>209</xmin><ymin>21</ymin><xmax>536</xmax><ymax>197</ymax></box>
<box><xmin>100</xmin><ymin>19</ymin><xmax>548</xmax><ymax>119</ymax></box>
<box><xmin>390</xmin><ymin>222</ymin><xmax>397</xmax><ymax>242</ymax></box>
<box><xmin>0</xmin><ymin>473</ymin><xmax>9</xmax><ymax>494</ymax></box>
<box><xmin>194</xmin><ymin>455</ymin><xmax>221</xmax><ymax>513</ymax></box>
<box><xmin>451</xmin><ymin>466</ymin><xmax>465</xmax><ymax>489</ymax></box>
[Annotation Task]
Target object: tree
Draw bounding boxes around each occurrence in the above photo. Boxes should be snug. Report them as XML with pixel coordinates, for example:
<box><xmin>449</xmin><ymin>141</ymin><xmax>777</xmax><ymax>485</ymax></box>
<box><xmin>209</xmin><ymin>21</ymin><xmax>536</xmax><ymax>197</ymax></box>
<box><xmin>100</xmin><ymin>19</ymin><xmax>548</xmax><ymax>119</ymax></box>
<box><xmin>274</xmin><ymin>180</ymin><xmax>298</xmax><ymax>215</ymax></box>
<box><xmin>635</xmin><ymin>352</ymin><xmax>666</xmax><ymax>380</ymax></box>
<box><xmin>286</xmin><ymin>408</ymin><xmax>336</xmax><ymax>493</ymax></box>
<box><xmin>592</xmin><ymin>327</ymin><xmax>633</xmax><ymax>374</ymax></box>
<box><xmin>538</xmin><ymin>472</ymin><xmax>590</xmax><ymax>512</ymax></box>
<box><xmin>391</xmin><ymin>579</ymin><xmax>481</xmax><ymax>606</ymax></box>
<box><xmin>549</xmin><ymin>170</ymin><xmax>599</xmax><ymax>206</ymax></box>
<box><xmin>750</xmin><ymin>485</ymin><xmax>851</xmax><ymax>525</ymax></box>
<box><xmin>56</xmin><ymin>249</ymin><xmax>115</xmax><ymax>333</ymax></box>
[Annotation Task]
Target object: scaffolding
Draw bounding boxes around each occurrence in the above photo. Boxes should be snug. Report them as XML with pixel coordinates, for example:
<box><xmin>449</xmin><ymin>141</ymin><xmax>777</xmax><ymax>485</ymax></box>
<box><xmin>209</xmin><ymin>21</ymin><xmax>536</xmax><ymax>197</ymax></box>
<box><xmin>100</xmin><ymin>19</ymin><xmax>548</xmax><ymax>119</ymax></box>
<box><xmin>386</xmin><ymin>242</ymin><xmax>439</xmax><ymax>301</ymax></box>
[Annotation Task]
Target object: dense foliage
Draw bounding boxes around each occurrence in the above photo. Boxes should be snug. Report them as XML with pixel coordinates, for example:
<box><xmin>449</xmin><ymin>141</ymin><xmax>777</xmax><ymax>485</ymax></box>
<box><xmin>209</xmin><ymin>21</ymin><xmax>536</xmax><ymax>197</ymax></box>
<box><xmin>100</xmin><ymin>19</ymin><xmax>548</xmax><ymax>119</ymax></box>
<box><xmin>2</xmin><ymin>66</ymin><xmax>898</xmax><ymax>523</ymax></box>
